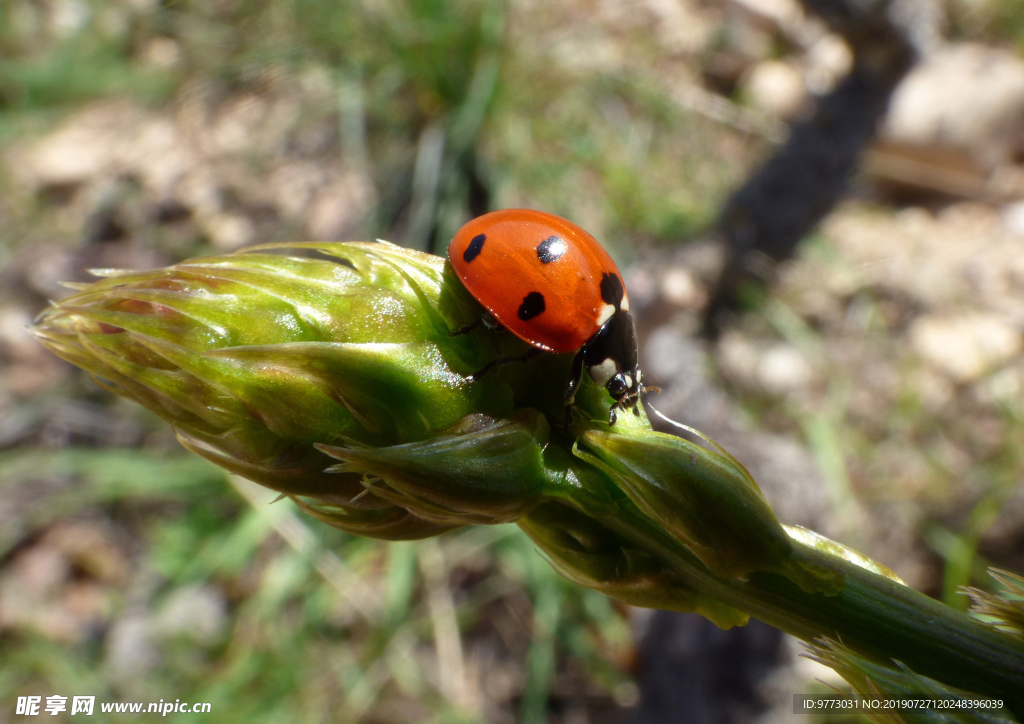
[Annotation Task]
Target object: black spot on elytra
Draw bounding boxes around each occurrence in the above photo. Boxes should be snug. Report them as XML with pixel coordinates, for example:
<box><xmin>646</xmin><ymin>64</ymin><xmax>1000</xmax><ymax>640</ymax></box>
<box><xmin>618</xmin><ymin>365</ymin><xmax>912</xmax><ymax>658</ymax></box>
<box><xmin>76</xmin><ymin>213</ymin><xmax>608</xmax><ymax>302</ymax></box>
<box><xmin>536</xmin><ymin>236</ymin><xmax>567</xmax><ymax>263</ymax></box>
<box><xmin>518</xmin><ymin>292</ymin><xmax>546</xmax><ymax>320</ymax></box>
<box><xmin>600</xmin><ymin>273</ymin><xmax>624</xmax><ymax>307</ymax></box>
<box><xmin>463</xmin><ymin>234</ymin><xmax>486</xmax><ymax>262</ymax></box>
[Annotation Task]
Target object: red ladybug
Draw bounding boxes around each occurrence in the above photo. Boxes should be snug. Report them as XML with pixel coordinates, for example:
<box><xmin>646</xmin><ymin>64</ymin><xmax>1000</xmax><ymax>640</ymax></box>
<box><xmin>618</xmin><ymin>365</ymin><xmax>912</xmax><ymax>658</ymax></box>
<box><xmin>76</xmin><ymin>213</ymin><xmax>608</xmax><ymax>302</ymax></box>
<box><xmin>448</xmin><ymin>208</ymin><xmax>647</xmax><ymax>425</ymax></box>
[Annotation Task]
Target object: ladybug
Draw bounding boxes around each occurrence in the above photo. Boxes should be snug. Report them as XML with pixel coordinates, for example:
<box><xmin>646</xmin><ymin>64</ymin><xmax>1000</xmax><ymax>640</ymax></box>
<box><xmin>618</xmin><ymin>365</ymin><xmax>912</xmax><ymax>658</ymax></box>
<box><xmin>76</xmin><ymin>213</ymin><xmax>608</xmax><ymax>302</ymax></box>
<box><xmin>448</xmin><ymin>208</ymin><xmax>649</xmax><ymax>426</ymax></box>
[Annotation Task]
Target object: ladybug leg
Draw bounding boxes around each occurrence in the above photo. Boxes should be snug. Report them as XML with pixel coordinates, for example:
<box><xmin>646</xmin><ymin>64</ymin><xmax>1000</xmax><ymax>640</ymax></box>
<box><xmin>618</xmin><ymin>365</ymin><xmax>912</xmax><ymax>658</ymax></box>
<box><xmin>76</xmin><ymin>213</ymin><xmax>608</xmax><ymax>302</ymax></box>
<box><xmin>467</xmin><ymin>346</ymin><xmax>542</xmax><ymax>382</ymax></box>
<box><xmin>449</xmin><ymin>311</ymin><xmax>501</xmax><ymax>337</ymax></box>
<box><xmin>449</xmin><ymin>319</ymin><xmax>482</xmax><ymax>337</ymax></box>
<box><xmin>480</xmin><ymin>312</ymin><xmax>501</xmax><ymax>330</ymax></box>
<box><xmin>620</xmin><ymin>391</ymin><xmax>645</xmax><ymax>419</ymax></box>
<box><xmin>562</xmin><ymin>348</ymin><xmax>586</xmax><ymax>430</ymax></box>
<box><xmin>563</xmin><ymin>348</ymin><xmax>586</xmax><ymax>404</ymax></box>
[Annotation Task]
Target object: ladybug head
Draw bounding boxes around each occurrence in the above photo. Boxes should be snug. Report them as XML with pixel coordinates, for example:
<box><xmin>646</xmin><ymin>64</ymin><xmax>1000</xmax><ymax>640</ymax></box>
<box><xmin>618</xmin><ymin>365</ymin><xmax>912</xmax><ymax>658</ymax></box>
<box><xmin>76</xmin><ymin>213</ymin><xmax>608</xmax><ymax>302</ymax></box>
<box><xmin>583</xmin><ymin>309</ymin><xmax>645</xmax><ymax>423</ymax></box>
<box><xmin>606</xmin><ymin>366</ymin><xmax>642</xmax><ymax>401</ymax></box>
<box><xmin>605</xmin><ymin>366</ymin><xmax>648</xmax><ymax>426</ymax></box>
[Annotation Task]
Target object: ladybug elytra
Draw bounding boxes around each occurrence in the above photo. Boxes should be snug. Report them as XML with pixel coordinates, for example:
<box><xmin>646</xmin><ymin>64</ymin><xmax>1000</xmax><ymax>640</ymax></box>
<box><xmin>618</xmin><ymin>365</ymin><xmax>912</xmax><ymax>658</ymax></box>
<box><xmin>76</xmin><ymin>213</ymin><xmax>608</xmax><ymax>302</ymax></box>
<box><xmin>448</xmin><ymin>208</ymin><xmax>649</xmax><ymax>426</ymax></box>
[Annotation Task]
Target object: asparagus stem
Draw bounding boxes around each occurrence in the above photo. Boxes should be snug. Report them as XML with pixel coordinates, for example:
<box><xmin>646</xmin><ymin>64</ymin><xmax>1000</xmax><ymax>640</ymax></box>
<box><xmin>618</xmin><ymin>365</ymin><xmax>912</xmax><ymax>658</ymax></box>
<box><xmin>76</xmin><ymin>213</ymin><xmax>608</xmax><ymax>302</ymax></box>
<box><xmin>589</xmin><ymin>498</ymin><xmax>1024</xmax><ymax>716</ymax></box>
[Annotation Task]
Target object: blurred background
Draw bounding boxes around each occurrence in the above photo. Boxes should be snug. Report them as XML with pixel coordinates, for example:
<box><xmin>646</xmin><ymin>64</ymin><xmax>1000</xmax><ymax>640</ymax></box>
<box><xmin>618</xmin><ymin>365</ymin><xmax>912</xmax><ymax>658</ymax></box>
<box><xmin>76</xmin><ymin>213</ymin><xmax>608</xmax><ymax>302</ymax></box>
<box><xmin>2</xmin><ymin>0</ymin><xmax>1024</xmax><ymax>722</ymax></box>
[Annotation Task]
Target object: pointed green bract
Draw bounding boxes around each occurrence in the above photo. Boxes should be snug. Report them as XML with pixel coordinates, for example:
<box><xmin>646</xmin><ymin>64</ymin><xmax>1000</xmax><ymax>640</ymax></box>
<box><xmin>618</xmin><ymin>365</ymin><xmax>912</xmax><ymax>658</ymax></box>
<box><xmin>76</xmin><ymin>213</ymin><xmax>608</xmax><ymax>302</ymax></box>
<box><xmin>317</xmin><ymin>410</ymin><xmax>548</xmax><ymax>525</ymax></box>
<box><xmin>520</xmin><ymin>502</ymin><xmax>748</xmax><ymax>628</ymax></box>
<box><xmin>786</xmin><ymin>525</ymin><xmax>904</xmax><ymax>584</ymax></box>
<box><xmin>965</xmin><ymin>570</ymin><xmax>1024</xmax><ymax>639</ymax></box>
<box><xmin>577</xmin><ymin>428</ymin><xmax>793</xmax><ymax>580</ymax></box>
<box><xmin>807</xmin><ymin>639</ymin><xmax>1015</xmax><ymax>724</ymax></box>
<box><xmin>292</xmin><ymin>497</ymin><xmax>459</xmax><ymax>541</ymax></box>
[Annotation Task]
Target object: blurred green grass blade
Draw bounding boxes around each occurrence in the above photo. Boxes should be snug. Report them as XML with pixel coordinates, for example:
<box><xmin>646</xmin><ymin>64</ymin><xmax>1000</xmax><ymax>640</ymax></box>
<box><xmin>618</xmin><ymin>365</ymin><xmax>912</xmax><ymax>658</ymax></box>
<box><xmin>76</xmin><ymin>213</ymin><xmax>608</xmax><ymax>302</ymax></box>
<box><xmin>0</xmin><ymin>447</ymin><xmax>226</xmax><ymax>497</ymax></box>
<box><xmin>180</xmin><ymin>509</ymin><xmax>274</xmax><ymax>582</ymax></box>
<box><xmin>1</xmin><ymin>33</ymin><xmax>176</xmax><ymax>109</ymax></box>
<box><xmin>254</xmin><ymin>550</ymin><xmax>316</xmax><ymax>617</ymax></box>
<box><xmin>0</xmin><ymin>447</ymin><xmax>228</xmax><ymax>556</ymax></box>
<box><xmin>521</xmin><ymin>583</ymin><xmax>562</xmax><ymax>724</ymax></box>
<box><xmin>520</xmin><ymin>546</ymin><xmax>564</xmax><ymax>724</ymax></box>
<box><xmin>385</xmin><ymin>541</ymin><xmax>419</xmax><ymax>628</ymax></box>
